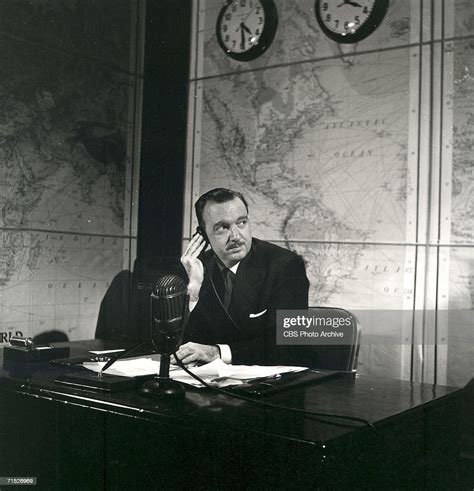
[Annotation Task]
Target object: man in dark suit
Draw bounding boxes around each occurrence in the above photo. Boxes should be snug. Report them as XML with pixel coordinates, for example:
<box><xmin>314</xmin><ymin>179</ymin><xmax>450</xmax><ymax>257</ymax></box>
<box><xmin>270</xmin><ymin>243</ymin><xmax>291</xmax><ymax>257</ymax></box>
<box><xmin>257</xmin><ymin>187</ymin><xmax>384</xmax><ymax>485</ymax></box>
<box><xmin>176</xmin><ymin>188</ymin><xmax>310</xmax><ymax>366</ymax></box>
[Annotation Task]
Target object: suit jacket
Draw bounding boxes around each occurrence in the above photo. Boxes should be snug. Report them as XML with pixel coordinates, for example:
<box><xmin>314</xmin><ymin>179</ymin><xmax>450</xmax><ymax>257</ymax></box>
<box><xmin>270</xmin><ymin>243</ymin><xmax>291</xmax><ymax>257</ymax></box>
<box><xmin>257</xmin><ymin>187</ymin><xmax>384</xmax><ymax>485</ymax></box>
<box><xmin>184</xmin><ymin>238</ymin><xmax>311</xmax><ymax>366</ymax></box>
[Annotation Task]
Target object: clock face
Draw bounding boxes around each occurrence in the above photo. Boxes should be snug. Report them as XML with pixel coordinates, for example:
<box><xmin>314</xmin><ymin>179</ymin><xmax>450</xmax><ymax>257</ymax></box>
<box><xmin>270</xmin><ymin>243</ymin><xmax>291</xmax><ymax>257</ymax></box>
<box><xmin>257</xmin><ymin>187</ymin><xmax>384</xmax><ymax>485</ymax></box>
<box><xmin>315</xmin><ymin>0</ymin><xmax>389</xmax><ymax>44</ymax></box>
<box><xmin>216</xmin><ymin>0</ymin><xmax>278</xmax><ymax>61</ymax></box>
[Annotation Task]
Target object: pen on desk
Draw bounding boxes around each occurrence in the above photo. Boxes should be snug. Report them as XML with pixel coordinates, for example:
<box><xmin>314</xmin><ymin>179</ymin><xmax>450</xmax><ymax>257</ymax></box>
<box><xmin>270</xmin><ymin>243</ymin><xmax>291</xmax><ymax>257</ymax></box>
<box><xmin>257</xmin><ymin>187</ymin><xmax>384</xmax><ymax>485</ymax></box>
<box><xmin>98</xmin><ymin>339</ymin><xmax>149</xmax><ymax>376</ymax></box>
<box><xmin>99</xmin><ymin>354</ymin><xmax>120</xmax><ymax>375</ymax></box>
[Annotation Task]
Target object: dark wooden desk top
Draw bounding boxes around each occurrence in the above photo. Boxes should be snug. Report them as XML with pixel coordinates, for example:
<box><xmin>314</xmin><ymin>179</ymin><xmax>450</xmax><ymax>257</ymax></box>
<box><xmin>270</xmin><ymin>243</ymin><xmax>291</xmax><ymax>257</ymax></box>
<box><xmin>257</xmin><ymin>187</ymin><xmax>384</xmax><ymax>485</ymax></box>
<box><xmin>0</xmin><ymin>339</ymin><xmax>461</xmax><ymax>447</ymax></box>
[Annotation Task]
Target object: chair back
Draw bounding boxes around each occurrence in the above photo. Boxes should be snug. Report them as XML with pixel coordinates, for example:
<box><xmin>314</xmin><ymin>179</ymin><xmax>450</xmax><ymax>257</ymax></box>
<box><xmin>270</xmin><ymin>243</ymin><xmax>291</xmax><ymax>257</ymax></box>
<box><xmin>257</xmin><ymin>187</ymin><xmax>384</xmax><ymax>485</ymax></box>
<box><xmin>307</xmin><ymin>306</ymin><xmax>361</xmax><ymax>372</ymax></box>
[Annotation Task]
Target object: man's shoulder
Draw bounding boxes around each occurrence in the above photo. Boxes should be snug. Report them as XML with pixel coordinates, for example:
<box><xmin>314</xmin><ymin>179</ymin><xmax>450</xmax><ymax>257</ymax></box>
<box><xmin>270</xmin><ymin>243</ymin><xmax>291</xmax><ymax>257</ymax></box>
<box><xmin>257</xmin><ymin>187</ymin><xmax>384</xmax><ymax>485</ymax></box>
<box><xmin>252</xmin><ymin>238</ymin><xmax>303</xmax><ymax>263</ymax></box>
<box><xmin>251</xmin><ymin>238</ymin><xmax>308</xmax><ymax>283</ymax></box>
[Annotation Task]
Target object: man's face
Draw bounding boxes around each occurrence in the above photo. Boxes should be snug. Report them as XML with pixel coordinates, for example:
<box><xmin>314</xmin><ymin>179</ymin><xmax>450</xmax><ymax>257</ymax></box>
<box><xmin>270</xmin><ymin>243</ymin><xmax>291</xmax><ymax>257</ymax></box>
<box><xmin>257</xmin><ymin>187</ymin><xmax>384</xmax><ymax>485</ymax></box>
<box><xmin>202</xmin><ymin>198</ymin><xmax>252</xmax><ymax>267</ymax></box>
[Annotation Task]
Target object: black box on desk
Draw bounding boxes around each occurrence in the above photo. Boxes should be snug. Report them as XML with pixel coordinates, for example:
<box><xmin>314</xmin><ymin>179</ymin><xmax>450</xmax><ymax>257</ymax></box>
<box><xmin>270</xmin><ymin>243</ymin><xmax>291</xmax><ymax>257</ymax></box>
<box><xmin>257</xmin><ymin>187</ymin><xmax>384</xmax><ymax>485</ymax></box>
<box><xmin>3</xmin><ymin>345</ymin><xmax>70</xmax><ymax>363</ymax></box>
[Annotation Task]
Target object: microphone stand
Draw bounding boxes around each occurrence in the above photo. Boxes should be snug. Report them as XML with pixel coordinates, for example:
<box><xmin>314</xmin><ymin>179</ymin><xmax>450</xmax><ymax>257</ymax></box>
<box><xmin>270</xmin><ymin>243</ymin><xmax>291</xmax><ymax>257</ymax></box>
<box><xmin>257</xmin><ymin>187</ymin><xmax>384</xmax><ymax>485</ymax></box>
<box><xmin>55</xmin><ymin>277</ymin><xmax>190</xmax><ymax>396</ymax></box>
<box><xmin>138</xmin><ymin>293</ymin><xmax>190</xmax><ymax>399</ymax></box>
<box><xmin>138</xmin><ymin>353</ymin><xmax>185</xmax><ymax>398</ymax></box>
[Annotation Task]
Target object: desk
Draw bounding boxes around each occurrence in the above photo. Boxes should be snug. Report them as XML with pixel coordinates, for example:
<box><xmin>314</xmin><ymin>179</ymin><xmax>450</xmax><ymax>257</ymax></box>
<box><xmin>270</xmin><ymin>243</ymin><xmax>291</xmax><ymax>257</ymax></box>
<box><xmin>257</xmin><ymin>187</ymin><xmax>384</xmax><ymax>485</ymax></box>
<box><xmin>0</xmin><ymin>340</ymin><xmax>461</xmax><ymax>489</ymax></box>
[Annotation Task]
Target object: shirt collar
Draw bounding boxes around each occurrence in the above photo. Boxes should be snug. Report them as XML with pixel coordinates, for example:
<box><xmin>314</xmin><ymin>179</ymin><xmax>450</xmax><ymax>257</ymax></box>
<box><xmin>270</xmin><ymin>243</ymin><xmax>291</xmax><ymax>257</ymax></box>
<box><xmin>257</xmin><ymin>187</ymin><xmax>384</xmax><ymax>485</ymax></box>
<box><xmin>216</xmin><ymin>258</ymin><xmax>240</xmax><ymax>275</ymax></box>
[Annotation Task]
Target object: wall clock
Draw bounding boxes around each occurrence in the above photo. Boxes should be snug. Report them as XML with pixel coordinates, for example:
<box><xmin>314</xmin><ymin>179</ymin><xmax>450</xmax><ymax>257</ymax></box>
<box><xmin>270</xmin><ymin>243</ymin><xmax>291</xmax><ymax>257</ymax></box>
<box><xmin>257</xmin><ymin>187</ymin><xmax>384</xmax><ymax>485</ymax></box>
<box><xmin>315</xmin><ymin>0</ymin><xmax>389</xmax><ymax>44</ymax></box>
<box><xmin>216</xmin><ymin>0</ymin><xmax>278</xmax><ymax>61</ymax></box>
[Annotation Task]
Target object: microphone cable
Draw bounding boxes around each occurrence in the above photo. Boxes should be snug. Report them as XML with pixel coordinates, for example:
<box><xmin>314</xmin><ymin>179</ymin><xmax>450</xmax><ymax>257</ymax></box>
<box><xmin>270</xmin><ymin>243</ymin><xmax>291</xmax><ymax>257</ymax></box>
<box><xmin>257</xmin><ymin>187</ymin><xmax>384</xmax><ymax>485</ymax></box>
<box><xmin>172</xmin><ymin>352</ymin><xmax>375</xmax><ymax>430</ymax></box>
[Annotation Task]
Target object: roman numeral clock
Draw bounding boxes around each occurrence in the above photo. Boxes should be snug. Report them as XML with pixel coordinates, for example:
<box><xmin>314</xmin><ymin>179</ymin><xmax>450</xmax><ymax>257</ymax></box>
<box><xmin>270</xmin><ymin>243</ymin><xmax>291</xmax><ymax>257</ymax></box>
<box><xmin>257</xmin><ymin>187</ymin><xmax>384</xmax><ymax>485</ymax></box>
<box><xmin>315</xmin><ymin>0</ymin><xmax>389</xmax><ymax>43</ymax></box>
<box><xmin>216</xmin><ymin>0</ymin><xmax>278</xmax><ymax>61</ymax></box>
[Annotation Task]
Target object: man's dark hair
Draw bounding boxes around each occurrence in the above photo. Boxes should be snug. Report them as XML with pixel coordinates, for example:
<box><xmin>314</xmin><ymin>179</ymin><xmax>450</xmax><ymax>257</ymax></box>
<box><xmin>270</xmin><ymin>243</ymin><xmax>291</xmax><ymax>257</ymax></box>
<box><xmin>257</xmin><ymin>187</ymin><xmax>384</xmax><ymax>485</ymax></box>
<box><xmin>195</xmin><ymin>188</ymin><xmax>249</xmax><ymax>229</ymax></box>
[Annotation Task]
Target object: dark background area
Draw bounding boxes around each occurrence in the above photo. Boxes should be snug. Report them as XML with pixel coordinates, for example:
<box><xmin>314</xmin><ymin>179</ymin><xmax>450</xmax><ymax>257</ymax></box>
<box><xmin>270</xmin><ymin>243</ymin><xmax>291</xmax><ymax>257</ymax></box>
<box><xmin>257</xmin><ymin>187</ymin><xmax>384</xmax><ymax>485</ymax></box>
<box><xmin>138</xmin><ymin>0</ymin><xmax>191</xmax><ymax>265</ymax></box>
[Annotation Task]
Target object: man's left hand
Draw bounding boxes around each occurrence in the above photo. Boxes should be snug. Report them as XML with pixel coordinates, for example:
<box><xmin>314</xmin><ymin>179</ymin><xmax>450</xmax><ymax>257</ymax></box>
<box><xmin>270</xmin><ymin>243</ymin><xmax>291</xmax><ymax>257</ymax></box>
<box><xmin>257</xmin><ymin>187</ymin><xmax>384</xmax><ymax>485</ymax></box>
<box><xmin>174</xmin><ymin>342</ymin><xmax>220</xmax><ymax>366</ymax></box>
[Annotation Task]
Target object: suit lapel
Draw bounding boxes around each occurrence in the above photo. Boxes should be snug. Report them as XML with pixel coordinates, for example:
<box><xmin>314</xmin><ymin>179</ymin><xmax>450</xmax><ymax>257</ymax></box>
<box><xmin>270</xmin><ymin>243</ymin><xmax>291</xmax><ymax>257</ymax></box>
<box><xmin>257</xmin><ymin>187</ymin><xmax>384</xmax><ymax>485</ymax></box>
<box><xmin>200</xmin><ymin>241</ymin><xmax>266</xmax><ymax>331</ymax></box>
<box><xmin>231</xmin><ymin>241</ymin><xmax>266</xmax><ymax>320</ymax></box>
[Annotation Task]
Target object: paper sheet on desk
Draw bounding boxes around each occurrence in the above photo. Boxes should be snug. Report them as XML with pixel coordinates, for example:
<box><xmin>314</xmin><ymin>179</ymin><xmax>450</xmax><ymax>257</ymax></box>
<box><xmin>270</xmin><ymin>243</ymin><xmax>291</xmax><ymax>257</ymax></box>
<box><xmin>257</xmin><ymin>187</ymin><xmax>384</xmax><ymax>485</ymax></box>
<box><xmin>169</xmin><ymin>359</ymin><xmax>307</xmax><ymax>388</ymax></box>
<box><xmin>82</xmin><ymin>354</ymin><xmax>181</xmax><ymax>377</ymax></box>
<box><xmin>82</xmin><ymin>356</ymin><xmax>307</xmax><ymax>387</ymax></box>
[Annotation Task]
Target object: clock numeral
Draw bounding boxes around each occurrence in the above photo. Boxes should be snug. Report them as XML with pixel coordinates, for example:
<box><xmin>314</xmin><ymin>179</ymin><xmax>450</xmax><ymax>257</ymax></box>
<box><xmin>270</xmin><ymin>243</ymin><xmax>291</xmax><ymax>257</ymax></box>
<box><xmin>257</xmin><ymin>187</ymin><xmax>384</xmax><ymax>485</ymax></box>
<box><xmin>344</xmin><ymin>21</ymin><xmax>349</xmax><ymax>29</ymax></box>
<box><xmin>240</xmin><ymin>0</ymin><xmax>246</xmax><ymax>6</ymax></box>
<box><xmin>322</xmin><ymin>2</ymin><xmax>328</xmax><ymax>11</ymax></box>
<box><xmin>363</xmin><ymin>6</ymin><xmax>369</xmax><ymax>14</ymax></box>
<box><xmin>325</xmin><ymin>13</ymin><xmax>331</xmax><ymax>22</ymax></box>
<box><xmin>258</xmin><ymin>16</ymin><xmax>263</xmax><ymax>24</ymax></box>
<box><xmin>225</xmin><ymin>34</ymin><xmax>230</xmax><ymax>42</ymax></box>
<box><xmin>255</xmin><ymin>28</ymin><xmax>260</xmax><ymax>35</ymax></box>
<box><xmin>256</xmin><ymin>7</ymin><xmax>260</xmax><ymax>14</ymax></box>
<box><xmin>222</xmin><ymin>24</ymin><xmax>228</xmax><ymax>32</ymax></box>
<box><xmin>232</xmin><ymin>4</ymin><xmax>237</xmax><ymax>12</ymax></box>
<box><xmin>232</xmin><ymin>40</ymin><xmax>236</xmax><ymax>47</ymax></box>
<box><xmin>225</xmin><ymin>13</ymin><xmax>232</xmax><ymax>21</ymax></box>
<box><xmin>334</xmin><ymin>19</ymin><xmax>339</xmax><ymax>28</ymax></box>
<box><xmin>354</xmin><ymin>15</ymin><xmax>360</xmax><ymax>25</ymax></box>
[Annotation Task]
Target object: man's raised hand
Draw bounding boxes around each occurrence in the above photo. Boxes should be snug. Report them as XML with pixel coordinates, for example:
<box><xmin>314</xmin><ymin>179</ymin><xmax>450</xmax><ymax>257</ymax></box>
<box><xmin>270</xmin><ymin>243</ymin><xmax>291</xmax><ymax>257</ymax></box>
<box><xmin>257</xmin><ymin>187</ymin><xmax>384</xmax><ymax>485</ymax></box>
<box><xmin>180</xmin><ymin>233</ymin><xmax>207</xmax><ymax>301</ymax></box>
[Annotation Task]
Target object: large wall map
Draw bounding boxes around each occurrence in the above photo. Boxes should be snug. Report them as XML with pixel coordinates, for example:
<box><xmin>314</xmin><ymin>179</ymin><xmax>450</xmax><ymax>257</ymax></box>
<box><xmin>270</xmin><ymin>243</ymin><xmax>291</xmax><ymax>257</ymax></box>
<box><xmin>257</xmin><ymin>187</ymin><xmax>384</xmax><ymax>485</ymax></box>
<box><xmin>187</xmin><ymin>0</ymin><xmax>474</xmax><ymax>384</ymax></box>
<box><xmin>190</xmin><ymin>0</ymin><xmax>417</xmax><ymax>313</ymax></box>
<box><xmin>0</xmin><ymin>2</ymin><xmax>137</xmax><ymax>342</ymax></box>
<box><xmin>198</xmin><ymin>49</ymin><xmax>415</xmax><ymax>309</ymax></box>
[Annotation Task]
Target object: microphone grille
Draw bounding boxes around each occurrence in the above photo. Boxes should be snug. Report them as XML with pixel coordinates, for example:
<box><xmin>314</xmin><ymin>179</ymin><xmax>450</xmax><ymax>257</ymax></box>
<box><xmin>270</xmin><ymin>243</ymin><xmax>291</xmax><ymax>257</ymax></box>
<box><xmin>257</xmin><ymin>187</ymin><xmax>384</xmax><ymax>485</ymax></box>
<box><xmin>154</xmin><ymin>274</ymin><xmax>187</xmax><ymax>297</ymax></box>
<box><xmin>152</xmin><ymin>274</ymin><xmax>187</xmax><ymax>325</ymax></box>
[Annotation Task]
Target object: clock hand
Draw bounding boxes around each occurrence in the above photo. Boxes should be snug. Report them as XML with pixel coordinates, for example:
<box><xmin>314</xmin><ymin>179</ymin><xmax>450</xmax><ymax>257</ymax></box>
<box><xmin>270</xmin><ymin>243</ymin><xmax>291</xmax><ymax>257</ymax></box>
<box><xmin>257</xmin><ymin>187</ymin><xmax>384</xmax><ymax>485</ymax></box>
<box><xmin>242</xmin><ymin>22</ymin><xmax>252</xmax><ymax>35</ymax></box>
<box><xmin>337</xmin><ymin>0</ymin><xmax>362</xmax><ymax>6</ymax></box>
<box><xmin>239</xmin><ymin>22</ymin><xmax>246</xmax><ymax>50</ymax></box>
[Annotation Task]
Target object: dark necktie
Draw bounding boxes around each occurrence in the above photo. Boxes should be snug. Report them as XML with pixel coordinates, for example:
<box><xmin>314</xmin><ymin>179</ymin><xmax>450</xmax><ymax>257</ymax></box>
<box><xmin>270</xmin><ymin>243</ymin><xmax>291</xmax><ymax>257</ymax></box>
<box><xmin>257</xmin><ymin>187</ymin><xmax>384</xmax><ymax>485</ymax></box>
<box><xmin>222</xmin><ymin>268</ymin><xmax>236</xmax><ymax>309</ymax></box>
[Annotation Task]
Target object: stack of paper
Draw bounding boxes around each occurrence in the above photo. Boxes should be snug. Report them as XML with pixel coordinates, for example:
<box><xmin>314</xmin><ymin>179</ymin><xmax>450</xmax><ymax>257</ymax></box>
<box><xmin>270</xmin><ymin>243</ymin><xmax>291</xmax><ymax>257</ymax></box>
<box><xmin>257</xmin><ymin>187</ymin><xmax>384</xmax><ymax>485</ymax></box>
<box><xmin>83</xmin><ymin>354</ymin><xmax>166</xmax><ymax>377</ymax></box>
<box><xmin>82</xmin><ymin>355</ymin><xmax>307</xmax><ymax>388</ymax></box>
<box><xmin>170</xmin><ymin>359</ymin><xmax>307</xmax><ymax>387</ymax></box>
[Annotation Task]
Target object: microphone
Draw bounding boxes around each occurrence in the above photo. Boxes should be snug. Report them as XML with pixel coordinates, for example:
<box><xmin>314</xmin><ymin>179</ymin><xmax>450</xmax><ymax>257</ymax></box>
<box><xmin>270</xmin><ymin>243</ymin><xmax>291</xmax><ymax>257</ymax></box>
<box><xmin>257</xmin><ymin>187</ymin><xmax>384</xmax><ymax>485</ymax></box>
<box><xmin>150</xmin><ymin>274</ymin><xmax>188</xmax><ymax>356</ymax></box>
<box><xmin>54</xmin><ymin>274</ymin><xmax>188</xmax><ymax>394</ymax></box>
<box><xmin>139</xmin><ymin>274</ymin><xmax>189</xmax><ymax>398</ymax></box>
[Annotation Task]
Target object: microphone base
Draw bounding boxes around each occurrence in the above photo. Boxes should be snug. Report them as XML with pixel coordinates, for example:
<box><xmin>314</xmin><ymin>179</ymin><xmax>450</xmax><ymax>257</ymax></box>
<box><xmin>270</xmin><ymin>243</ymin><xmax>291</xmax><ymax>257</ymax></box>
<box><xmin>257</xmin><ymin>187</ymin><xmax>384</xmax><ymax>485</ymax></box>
<box><xmin>139</xmin><ymin>377</ymin><xmax>185</xmax><ymax>399</ymax></box>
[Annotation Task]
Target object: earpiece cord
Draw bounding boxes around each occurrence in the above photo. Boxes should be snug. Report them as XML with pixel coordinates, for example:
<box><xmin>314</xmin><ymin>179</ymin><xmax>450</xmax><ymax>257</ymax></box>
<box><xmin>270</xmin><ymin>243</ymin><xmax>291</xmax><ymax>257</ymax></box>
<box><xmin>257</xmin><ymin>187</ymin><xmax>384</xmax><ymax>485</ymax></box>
<box><xmin>202</xmin><ymin>253</ymin><xmax>243</xmax><ymax>335</ymax></box>
<box><xmin>172</xmin><ymin>352</ymin><xmax>375</xmax><ymax>430</ymax></box>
